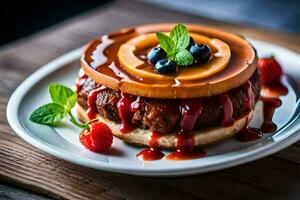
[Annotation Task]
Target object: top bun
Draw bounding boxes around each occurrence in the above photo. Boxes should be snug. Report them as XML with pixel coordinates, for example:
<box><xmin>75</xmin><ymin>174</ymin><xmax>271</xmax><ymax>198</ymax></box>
<box><xmin>81</xmin><ymin>23</ymin><xmax>257</xmax><ymax>99</ymax></box>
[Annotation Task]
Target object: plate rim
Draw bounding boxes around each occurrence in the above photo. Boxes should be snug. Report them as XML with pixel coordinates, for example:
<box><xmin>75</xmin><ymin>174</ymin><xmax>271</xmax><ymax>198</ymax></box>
<box><xmin>6</xmin><ymin>39</ymin><xmax>300</xmax><ymax>176</ymax></box>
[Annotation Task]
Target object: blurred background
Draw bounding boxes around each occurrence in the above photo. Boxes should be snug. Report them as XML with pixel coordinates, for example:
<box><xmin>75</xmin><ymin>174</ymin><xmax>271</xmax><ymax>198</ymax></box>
<box><xmin>1</xmin><ymin>0</ymin><xmax>299</xmax><ymax>46</ymax></box>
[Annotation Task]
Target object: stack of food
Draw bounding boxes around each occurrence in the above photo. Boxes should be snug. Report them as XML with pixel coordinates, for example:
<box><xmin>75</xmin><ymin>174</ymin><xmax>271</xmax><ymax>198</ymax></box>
<box><xmin>75</xmin><ymin>23</ymin><xmax>260</xmax><ymax>160</ymax></box>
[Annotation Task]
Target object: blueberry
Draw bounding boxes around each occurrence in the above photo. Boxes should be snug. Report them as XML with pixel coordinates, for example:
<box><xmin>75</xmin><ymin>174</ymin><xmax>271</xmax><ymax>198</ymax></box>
<box><xmin>155</xmin><ymin>58</ymin><xmax>177</xmax><ymax>74</ymax></box>
<box><xmin>187</xmin><ymin>37</ymin><xmax>195</xmax><ymax>50</ymax></box>
<box><xmin>147</xmin><ymin>47</ymin><xmax>167</xmax><ymax>65</ymax></box>
<box><xmin>189</xmin><ymin>44</ymin><xmax>211</xmax><ymax>63</ymax></box>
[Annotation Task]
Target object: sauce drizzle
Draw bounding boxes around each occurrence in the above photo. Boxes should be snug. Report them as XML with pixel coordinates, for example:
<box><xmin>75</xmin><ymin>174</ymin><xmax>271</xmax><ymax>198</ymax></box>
<box><xmin>136</xmin><ymin>132</ymin><xmax>165</xmax><ymax>160</ymax></box>
<box><xmin>260</xmin><ymin>97</ymin><xmax>282</xmax><ymax>133</ymax></box>
<box><xmin>237</xmin><ymin>76</ymin><xmax>288</xmax><ymax>142</ymax></box>
<box><xmin>75</xmin><ymin>71</ymin><xmax>88</xmax><ymax>93</ymax></box>
<box><xmin>166</xmin><ymin>98</ymin><xmax>206</xmax><ymax>160</ymax></box>
<box><xmin>117</xmin><ymin>93</ymin><xmax>136</xmax><ymax>133</ymax></box>
<box><xmin>218</xmin><ymin>93</ymin><xmax>234</xmax><ymax>127</ymax></box>
<box><xmin>131</xmin><ymin>96</ymin><xmax>144</xmax><ymax>112</ymax></box>
<box><xmin>178</xmin><ymin>98</ymin><xmax>204</xmax><ymax>132</ymax></box>
<box><xmin>243</xmin><ymin>80</ymin><xmax>255</xmax><ymax>112</ymax></box>
<box><xmin>165</xmin><ymin>131</ymin><xmax>206</xmax><ymax>160</ymax></box>
<box><xmin>87</xmin><ymin>86</ymin><xmax>106</xmax><ymax>119</ymax></box>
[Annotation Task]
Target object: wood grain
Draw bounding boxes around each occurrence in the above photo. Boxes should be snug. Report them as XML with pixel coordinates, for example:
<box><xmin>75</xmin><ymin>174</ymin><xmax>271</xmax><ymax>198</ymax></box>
<box><xmin>0</xmin><ymin>0</ymin><xmax>300</xmax><ymax>199</ymax></box>
<box><xmin>0</xmin><ymin>182</ymin><xmax>51</xmax><ymax>200</ymax></box>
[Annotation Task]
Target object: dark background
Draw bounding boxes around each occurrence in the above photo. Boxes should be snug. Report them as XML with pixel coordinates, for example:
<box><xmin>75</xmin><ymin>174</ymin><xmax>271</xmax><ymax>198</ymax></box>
<box><xmin>0</xmin><ymin>0</ymin><xmax>112</xmax><ymax>45</ymax></box>
<box><xmin>144</xmin><ymin>0</ymin><xmax>300</xmax><ymax>33</ymax></box>
<box><xmin>0</xmin><ymin>0</ymin><xmax>299</xmax><ymax>46</ymax></box>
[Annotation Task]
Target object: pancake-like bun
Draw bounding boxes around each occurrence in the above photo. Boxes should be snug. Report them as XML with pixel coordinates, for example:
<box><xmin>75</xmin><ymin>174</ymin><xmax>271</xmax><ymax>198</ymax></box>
<box><xmin>76</xmin><ymin>104</ymin><xmax>258</xmax><ymax>148</ymax></box>
<box><xmin>81</xmin><ymin>23</ymin><xmax>258</xmax><ymax>99</ymax></box>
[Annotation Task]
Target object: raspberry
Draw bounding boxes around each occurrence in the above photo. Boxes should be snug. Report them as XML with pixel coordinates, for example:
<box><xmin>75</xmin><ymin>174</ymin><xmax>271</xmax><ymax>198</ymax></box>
<box><xmin>258</xmin><ymin>57</ymin><xmax>283</xmax><ymax>86</ymax></box>
<box><xmin>80</xmin><ymin>122</ymin><xmax>113</xmax><ymax>153</ymax></box>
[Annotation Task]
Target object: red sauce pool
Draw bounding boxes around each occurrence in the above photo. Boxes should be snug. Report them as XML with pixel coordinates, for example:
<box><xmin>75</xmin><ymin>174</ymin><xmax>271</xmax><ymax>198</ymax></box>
<box><xmin>165</xmin><ymin>131</ymin><xmax>206</xmax><ymax>160</ymax></box>
<box><xmin>236</xmin><ymin>127</ymin><xmax>263</xmax><ymax>142</ymax></box>
<box><xmin>136</xmin><ymin>132</ymin><xmax>164</xmax><ymax>160</ymax></box>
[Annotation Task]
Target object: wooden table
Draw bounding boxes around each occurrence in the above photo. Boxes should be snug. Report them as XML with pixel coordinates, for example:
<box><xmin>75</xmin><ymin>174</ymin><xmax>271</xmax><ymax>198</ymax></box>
<box><xmin>1</xmin><ymin>1</ymin><xmax>300</xmax><ymax>199</ymax></box>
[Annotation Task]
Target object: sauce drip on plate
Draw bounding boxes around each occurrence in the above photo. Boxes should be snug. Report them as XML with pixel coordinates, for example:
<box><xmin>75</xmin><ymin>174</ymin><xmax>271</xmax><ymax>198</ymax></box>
<box><xmin>236</xmin><ymin>76</ymin><xmax>288</xmax><ymax>142</ymax></box>
<box><xmin>136</xmin><ymin>132</ymin><xmax>164</xmax><ymax>161</ymax></box>
<box><xmin>166</xmin><ymin>98</ymin><xmax>206</xmax><ymax>160</ymax></box>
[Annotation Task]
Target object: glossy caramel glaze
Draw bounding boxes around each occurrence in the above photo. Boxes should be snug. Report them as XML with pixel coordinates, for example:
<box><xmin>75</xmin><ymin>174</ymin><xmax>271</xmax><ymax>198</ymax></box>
<box><xmin>81</xmin><ymin>24</ymin><xmax>257</xmax><ymax>98</ymax></box>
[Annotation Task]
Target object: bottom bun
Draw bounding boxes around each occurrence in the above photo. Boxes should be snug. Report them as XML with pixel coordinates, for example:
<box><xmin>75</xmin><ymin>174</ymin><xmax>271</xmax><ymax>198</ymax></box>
<box><xmin>76</xmin><ymin>103</ymin><xmax>257</xmax><ymax>149</ymax></box>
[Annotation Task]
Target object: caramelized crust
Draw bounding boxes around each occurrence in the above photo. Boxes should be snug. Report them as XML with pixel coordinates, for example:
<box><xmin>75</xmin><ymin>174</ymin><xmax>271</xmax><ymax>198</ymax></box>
<box><xmin>81</xmin><ymin>23</ymin><xmax>258</xmax><ymax>98</ymax></box>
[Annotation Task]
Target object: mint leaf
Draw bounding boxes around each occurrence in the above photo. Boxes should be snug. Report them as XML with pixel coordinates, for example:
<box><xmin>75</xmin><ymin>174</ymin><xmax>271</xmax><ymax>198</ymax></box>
<box><xmin>175</xmin><ymin>49</ymin><xmax>194</xmax><ymax>66</ymax></box>
<box><xmin>49</xmin><ymin>83</ymin><xmax>77</xmax><ymax>112</ymax></box>
<box><xmin>30</xmin><ymin>103</ymin><xmax>66</xmax><ymax>125</ymax></box>
<box><xmin>65</xmin><ymin>93</ymin><xmax>77</xmax><ymax>112</ymax></box>
<box><xmin>30</xmin><ymin>83</ymin><xmax>88</xmax><ymax>129</ymax></box>
<box><xmin>170</xmin><ymin>24</ymin><xmax>190</xmax><ymax>51</ymax></box>
<box><xmin>155</xmin><ymin>24</ymin><xmax>194</xmax><ymax>67</ymax></box>
<box><xmin>168</xmin><ymin>52</ymin><xmax>177</xmax><ymax>62</ymax></box>
<box><xmin>156</xmin><ymin>32</ymin><xmax>175</xmax><ymax>54</ymax></box>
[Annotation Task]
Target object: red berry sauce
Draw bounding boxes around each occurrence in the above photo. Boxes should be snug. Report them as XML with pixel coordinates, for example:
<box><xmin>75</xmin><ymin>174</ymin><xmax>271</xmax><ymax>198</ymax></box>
<box><xmin>81</xmin><ymin>58</ymin><xmax>288</xmax><ymax>158</ymax></box>
<box><xmin>236</xmin><ymin>126</ymin><xmax>263</xmax><ymax>142</ymax></box>
<box><xmin>260</xmin><ymin>97</ymin><xmax>282</xmax><ymax>133</ymax></box>
<box><xmin>237</xmin><ymin>58</ymin><xmax>287</xmax><ymax>142</ymax></box>
<box><xmin>87</xmin><ymin>86</ymin><xmax>106</xmax><ymax>119</ymax></box>
<box><xmin>243</xmin><ymin>80</ymin><xmax>255</xmax><ymax>113</ymax></box>
<box><xmin>166</xmin><ymin>98</ymin><xmax>206</xmax><ymax>160</ymax></box>
<box><xmin>130</xmin><ymin>96</ymin><xmax>144</xmax><ymax>112</ymax></box>
<box><xmin>75</xmin><ymin>73</ymin><xmax>88</xmax><ymax>93</ymax></box>
<box><xmin>178</xmin><ymin>98</ymin><xmax>204</xmax><ymax>131</ymax></box>
<box><xmin>218</xmin><ymin>93</ymin><xmax>234</xmax><ymax>127</ymax></box>
<box><xmin>117</xmin><ymin>93</ymin><xmax>136</xmax><ymax>133</ymax></box>
<box><xmin>165</xmin><ymin>131</ymin><xmax>206</xmax><ymax>160</ymax></box>
<box><xmin>136</xmin><ymin>132</ymin><xmax>164</xmax><ymax>160</ymax></box>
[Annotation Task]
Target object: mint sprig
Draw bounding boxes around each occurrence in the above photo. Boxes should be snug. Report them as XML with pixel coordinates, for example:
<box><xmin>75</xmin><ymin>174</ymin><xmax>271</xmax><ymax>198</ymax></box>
<box><xmin>49</xmin><ymin>83</ymin><xmax>77</xmax><ymax>112</ymax></box>
<box><xmin>156</xmin><ymin>24</ymin><xmax>194</xmax><ymax>66</ymax></box>
<box><xmin>30</xmin><ymin>83</ymin><xmax>89</xmax><ymax>129</ymax></box>
<box><xmin>30</xmin><ymin>103</ymin><xmax>66</xmax><ymax>125</ymax></box>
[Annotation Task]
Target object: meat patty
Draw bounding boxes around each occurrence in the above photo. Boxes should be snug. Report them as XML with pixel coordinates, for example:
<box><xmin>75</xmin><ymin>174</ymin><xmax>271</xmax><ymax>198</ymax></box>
<box><xmin>77</xmin><ymin>71</ymin><xmax>261</xmax><ymax>134</ymax></box>
<box><xmin>132</xmin><ymin>99</ymin><xmax>180</xmax><ymax>133</ymax></box>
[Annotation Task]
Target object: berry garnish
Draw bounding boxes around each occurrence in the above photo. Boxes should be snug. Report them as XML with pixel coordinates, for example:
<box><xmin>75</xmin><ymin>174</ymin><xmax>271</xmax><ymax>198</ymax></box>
<box><xmin>80</xmin><ymin>122</ymin><xmax>113</xmax><ymax>153</ymax></box>
<box><xmin>258</xmin><ymin>57</ymin><xmax>283</xmax><ymax>86</ymax></box>
<box><xmin>150</xmin><ymin>24</ymin><xmax>214</xmax><ymax>74</ymax></box>
<box><xmin>187</xmin><ymin>36</ymin><xmax>195</xmax><ymax>50</ymax></box>
<box><xmin>30</xmin><ymin>83</ymin><xmax>114</xmax><ymax>154</ymax></box>
<box><xmin>189</xmin><ymin>44</ymin><xmax>211</xmax><ymax>63</ymax></box>
<box><xmin>147</xmin><ymin>47</ymin><xmax>167</xmax><ymax>65</ymax></box>
<box><xmin>155</xmin><ymin>58</ymin><xmax>177</xmax><ymax>74</ymax></box>
<box><xmin>156</xmin><ymin>24</ymin><xmax>194</xmax><ymax>67</ymax></box>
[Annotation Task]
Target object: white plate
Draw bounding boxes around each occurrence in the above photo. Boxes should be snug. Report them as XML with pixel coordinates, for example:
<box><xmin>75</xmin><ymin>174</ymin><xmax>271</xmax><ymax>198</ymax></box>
<box><xmin>7</xmin><ymin>39</ymin><xmax>300</xmax><ymax>177</ymax></box>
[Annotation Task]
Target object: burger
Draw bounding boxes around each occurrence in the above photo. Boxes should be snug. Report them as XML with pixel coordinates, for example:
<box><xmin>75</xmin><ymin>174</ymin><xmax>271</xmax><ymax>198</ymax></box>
<box><xmin>75</xmin><ymin>23</ymin><xmax>260</xmax><ymax>159</ymax></box>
